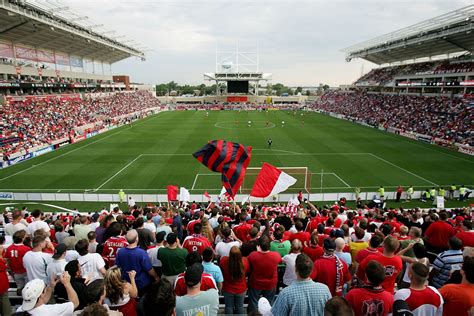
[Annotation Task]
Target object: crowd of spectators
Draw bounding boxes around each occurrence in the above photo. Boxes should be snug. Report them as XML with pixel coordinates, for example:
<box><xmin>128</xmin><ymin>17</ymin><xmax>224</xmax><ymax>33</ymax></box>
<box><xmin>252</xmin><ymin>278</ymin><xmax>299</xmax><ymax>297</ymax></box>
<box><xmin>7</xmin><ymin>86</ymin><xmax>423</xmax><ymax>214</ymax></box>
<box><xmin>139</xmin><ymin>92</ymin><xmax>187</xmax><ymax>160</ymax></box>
<box><xmin>355</xmin><ymin>60</ymin><xmax>473</xmax><ymax>86</ymax></box>
<box><xmin>0</xmin><ymin>198</ymin><xmax>472</xmax><ymax>316</ymax></box>
<box><xmin>1</xmin><ymin>91</ymin><xmax>161</xmax><ymax>157</ymax></box>
<box><xmin>311</xmin><ymin>91</ymin><xmax>473</xmax><ymax>146</ymax></box>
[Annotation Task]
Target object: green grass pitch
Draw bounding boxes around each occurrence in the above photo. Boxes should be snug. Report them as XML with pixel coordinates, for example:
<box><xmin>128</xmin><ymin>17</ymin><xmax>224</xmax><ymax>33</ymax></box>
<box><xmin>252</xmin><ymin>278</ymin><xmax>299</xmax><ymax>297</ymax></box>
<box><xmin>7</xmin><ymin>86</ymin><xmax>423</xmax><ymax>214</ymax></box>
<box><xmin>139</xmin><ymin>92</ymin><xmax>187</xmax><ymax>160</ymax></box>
<box><xmin>0</xmin><ymin>110</ymin><xmax>473</xmax><ymax>195</ymax></box>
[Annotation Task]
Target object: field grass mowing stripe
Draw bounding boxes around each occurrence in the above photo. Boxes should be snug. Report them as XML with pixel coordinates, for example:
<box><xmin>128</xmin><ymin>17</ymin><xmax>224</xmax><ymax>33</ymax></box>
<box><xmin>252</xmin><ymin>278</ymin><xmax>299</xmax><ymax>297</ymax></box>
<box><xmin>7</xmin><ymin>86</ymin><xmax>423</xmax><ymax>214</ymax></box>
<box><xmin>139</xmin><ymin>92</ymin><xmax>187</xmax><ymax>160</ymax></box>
<box><xmin>94</xmin><ymin>154</ymin><xmax>143</xmax><ymax>191</ymax></box>
<box><xmin>369</xmin><ymin>153</ymin><xmax>438</xmax><ymax>186</ymax></box>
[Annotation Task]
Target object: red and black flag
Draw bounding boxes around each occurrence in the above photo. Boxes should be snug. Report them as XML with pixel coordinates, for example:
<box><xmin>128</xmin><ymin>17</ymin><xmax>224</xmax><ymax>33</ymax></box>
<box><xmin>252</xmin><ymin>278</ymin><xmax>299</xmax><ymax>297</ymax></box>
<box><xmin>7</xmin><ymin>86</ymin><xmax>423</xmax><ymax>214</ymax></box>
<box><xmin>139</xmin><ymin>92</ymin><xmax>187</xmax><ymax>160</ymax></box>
<box><xmin>193</xmin><ymin>140</ymin><xmax>252</xmax><ymax>198</ymax></box>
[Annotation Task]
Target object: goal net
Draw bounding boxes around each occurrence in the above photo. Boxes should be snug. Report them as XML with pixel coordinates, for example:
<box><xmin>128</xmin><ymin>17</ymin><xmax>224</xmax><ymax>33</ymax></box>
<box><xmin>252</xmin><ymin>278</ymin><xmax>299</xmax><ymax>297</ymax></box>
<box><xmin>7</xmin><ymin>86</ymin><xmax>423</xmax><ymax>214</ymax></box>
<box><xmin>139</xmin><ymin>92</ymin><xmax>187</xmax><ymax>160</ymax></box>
<box><xmin>240</xmin><ymin>167</ymin><xmax>312</xmax><ymax>194</ymax></box>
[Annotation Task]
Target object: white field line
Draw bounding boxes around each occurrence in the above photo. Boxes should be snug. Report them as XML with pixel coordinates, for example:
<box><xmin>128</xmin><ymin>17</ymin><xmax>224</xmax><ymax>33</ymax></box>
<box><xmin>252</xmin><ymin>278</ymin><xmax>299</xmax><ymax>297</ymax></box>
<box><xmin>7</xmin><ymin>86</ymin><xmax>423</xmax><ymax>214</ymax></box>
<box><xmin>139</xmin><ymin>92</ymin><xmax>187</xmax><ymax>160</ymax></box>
<box><xmin>0</xmin><ymin>112</ymin><xmax>165</xmax><ymax>182</ymax></box>
<box><xmin>94</xmin><ymin>155</ymin><xmax>143</xmax><ymax>191</ymax></box>
<box><xmin>369</xmin><ymin>153</ymin><xmax>438</xmax><ymax>186</ymax></box>
<box><xmin>191</xmin><ymin>174</ymin><xmax>200</xmax><ymax>190</ymax></box>
<box><xmin>332</xmin><ymin>173</ymin><xmax>352</xmax><ymax>188</ymax></box>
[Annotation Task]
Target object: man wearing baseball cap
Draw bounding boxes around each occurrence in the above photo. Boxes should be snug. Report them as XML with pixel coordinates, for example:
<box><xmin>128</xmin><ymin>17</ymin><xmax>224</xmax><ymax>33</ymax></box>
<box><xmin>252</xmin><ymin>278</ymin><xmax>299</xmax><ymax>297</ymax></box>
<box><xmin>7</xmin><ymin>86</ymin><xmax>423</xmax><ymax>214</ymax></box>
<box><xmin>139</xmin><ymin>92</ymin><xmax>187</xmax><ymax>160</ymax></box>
<box><xmin>46</xmin><ymin>243</ymin><xmax>67</xmax><ymax>282</ymax></box>
<box><xmin>310</xmin><ymin>238</ymin><xmax>351</xmax><ymax>297</ymax></box>
<box><xmin>17</xmin><ymin>272</ymin><xmax>79</xmax><ymax>315</ymax></box>
<box><xmin>175</xmin><ymin>263</ymin><xmax>219</xmax><ymax>316</ymax></box>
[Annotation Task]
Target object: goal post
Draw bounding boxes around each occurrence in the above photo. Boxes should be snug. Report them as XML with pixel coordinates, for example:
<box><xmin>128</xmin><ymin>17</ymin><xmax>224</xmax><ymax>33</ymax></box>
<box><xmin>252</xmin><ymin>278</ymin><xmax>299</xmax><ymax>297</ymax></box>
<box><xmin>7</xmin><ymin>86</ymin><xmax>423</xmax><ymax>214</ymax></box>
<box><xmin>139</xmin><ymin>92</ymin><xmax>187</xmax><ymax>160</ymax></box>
<box><xmin>240</xmin><ymin>167</ymin><xmax>312</xmax><ymax>194</ymax></box>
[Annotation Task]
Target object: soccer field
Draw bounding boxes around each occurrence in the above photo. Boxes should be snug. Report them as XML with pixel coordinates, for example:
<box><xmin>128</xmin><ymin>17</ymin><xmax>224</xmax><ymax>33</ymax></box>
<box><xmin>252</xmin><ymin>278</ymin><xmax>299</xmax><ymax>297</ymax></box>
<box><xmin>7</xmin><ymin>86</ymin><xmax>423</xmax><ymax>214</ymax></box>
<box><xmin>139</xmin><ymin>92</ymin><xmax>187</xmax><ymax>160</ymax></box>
<box><xmin>0</xmin><ymin>110</ymin><xmax>473</xmax><ymax>195</ymax></box>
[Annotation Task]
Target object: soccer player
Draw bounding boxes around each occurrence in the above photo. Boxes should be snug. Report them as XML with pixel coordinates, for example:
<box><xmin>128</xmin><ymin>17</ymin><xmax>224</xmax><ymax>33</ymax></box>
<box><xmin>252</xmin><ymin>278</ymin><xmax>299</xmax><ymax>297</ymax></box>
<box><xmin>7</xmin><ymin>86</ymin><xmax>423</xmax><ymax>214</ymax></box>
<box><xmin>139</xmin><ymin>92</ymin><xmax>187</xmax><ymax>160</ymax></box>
<box><xmin>268</xmin><ymin>139</ymin><xmax>273</xmax><ymax>148</ymax></box>
<box><xmin>206</xmin><ymin>111</ymin><xmax>209</xmax><ymax>117</ymax></box>
<box><xmin>248</xmin><ymin>120</ymin><xmax>251</xmax><ymax>127</ymax></box>
<box><xmin>281</xmin><ymin>120</ymin><xmax>285</xmax><ymax>127</ymax></box>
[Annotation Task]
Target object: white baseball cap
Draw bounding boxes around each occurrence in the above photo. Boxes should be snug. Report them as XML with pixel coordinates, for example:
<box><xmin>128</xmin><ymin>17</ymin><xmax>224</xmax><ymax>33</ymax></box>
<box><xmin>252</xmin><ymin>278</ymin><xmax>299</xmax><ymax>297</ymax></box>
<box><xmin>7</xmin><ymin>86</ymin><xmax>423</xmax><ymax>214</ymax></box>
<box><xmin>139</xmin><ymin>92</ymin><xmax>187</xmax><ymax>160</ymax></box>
<box><xmin>21</xmin><ymin>279</ymin><xmax>46</xmax><ymax>311</ymax></box>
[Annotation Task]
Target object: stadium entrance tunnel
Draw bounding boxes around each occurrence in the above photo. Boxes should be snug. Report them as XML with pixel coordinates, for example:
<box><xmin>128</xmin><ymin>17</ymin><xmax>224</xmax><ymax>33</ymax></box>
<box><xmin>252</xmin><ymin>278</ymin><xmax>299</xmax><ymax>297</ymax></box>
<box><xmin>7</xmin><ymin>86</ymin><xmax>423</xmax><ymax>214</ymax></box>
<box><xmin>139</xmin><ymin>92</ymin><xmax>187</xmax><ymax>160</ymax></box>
<box><xmin>214</xmin><ymin>120</ymin><xmax>276</xmax><ymax>130</ymax></box>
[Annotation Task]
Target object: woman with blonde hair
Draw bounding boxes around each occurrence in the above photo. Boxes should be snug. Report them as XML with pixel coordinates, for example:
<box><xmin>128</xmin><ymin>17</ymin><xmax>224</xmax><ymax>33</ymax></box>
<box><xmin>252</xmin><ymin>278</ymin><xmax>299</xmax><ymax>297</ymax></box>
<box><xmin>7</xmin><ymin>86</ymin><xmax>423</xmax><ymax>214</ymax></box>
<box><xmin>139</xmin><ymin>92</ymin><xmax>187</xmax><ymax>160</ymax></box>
<box><xmin>104</xmin><ymin>266</ymin><xmax>138</xmax><ymax>316</ymax></box>
<box><xmin>201</xmin><ymin>216</ymin><xmax>215</xmax><ymax>245</ymax></box>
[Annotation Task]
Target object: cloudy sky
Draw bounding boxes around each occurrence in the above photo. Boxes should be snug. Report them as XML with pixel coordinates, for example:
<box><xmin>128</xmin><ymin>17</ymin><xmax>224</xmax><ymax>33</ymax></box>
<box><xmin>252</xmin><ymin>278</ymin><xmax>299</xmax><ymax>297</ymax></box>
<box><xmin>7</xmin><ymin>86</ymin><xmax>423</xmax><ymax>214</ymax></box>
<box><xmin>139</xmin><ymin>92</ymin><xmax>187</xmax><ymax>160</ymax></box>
<box><xmin>62</xmin><ymin>0</ymin><xmax>472</xmax><ymax>86</ymax></box>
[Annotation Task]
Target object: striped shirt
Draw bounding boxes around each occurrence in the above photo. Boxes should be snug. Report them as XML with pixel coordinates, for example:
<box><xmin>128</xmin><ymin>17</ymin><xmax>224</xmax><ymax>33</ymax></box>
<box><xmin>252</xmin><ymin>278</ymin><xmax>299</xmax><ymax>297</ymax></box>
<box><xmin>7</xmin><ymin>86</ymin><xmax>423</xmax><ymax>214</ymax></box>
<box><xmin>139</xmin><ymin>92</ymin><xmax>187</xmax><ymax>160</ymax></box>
<box><xmin>271</xmin><ymin>280</ymin><xmax>332</xmax><ymax>316</ymax></box>
<box><xmin>431</xmin><ymin>249</ymin><xmax>463</xmax><ymax>288</ymax></box>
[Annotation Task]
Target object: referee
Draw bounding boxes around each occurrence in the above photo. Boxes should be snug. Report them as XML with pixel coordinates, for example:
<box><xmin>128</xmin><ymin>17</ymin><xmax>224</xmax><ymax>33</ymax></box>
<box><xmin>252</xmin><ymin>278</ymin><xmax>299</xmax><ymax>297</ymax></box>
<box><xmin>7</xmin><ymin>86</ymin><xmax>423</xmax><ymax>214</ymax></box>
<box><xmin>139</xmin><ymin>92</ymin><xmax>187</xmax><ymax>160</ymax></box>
<box><xmin>268</xmin><ymin>138</ymin><xmax>273</xmax><ymax>148</ymax></box>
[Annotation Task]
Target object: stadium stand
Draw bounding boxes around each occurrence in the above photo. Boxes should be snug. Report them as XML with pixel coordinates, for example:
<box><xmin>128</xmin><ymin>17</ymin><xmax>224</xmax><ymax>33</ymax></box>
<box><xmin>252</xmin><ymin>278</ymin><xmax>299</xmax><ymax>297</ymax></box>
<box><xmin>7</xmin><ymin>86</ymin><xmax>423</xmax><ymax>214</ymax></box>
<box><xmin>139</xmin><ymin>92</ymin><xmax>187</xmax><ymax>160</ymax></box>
<box><xmin>1</xmin><ymin>91</ymin><xmax>161</xmax><ymax>157</ymax></box>
<box><xmin>311</xmin><ymin>91</ymin><xmax>473</xmax><ymax>146</ymax></box>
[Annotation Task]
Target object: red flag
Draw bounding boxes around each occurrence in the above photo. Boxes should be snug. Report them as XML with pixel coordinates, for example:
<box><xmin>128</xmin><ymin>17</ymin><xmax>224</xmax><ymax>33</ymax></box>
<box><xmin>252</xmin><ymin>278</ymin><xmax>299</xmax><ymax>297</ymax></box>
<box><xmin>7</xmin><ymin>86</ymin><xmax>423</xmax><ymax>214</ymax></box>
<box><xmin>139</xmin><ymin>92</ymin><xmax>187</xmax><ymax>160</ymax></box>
<box><xmin>193</xmin><ymin>140</ymin><xmax>252</xmax><ymax>198</ymax></box>
<box><xmin>250</xmin><ymin>163</ymin><xmax>297</xmax><ymax>198</ymax></box>
<box><xmin>167</xmin><ymin>185</ymin><xmax>178</xmax><ymax>201</ymax></box>
<box><xmin>204</xmin><ymin>191</ymin><xmax>211</xmax><ymax>199</ymax></box>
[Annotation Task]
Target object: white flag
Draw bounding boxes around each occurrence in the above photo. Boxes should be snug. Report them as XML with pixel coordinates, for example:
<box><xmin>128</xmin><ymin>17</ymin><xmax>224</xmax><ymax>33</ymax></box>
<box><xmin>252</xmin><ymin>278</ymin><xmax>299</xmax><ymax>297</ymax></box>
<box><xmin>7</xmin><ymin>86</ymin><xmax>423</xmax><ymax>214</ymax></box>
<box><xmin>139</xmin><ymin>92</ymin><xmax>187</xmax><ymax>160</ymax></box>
<box><xmin>179</xmin><ymin>187</ymin><xmax>190</xmax><ymax>202</ymax></box>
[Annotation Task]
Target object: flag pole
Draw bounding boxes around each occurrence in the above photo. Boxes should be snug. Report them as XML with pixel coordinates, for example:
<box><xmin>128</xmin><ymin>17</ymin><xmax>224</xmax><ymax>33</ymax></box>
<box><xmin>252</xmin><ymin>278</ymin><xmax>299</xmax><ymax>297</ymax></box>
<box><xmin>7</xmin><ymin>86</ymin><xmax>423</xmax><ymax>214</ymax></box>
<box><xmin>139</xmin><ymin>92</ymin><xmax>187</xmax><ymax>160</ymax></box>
<box><xmin>320</xmin><ymin>169</ymin><xmax>323</xmax><ymax>193</ymax></box>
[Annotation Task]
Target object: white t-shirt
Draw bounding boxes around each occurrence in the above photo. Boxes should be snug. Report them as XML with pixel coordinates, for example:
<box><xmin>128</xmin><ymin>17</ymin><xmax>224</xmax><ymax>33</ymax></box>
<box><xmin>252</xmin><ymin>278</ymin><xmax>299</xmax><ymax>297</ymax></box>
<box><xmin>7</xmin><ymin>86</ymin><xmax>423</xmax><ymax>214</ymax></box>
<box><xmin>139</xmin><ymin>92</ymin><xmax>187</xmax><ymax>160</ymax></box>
<box><xmin>282</xmin><ymin>253</ymin><xmax>299</xmax><ymax>286</ymax></box>
<box><xmin>27</xmin><ymin>220</ymin><xmax>50</xmax><ymax>236</ymax></box>
<box><xmin>78</xmin><ymin>253</ymin><xmax>105</xmax><ymax>281</ymax></box>
<box><xmin>5</xmin><ymin>222</ymin><xmax>28</xmax><ymax>236</ymax></box>
<box><xmin>46</xmin><ymin>259</ymin><xmax>67</xmax><ymax>284</ymax></box>
<box><xmin>147</xmin><ymin>245</ymin><xmax>164</xmax><ymax>267</ymax></box>
<box><xmin>144</xmin><ymin>222</ymin><xmax>157</xmax><ymax>234</ymax></box>
<box><xmin>215</xmin><ymin>241</ymin><xmax>241</xmax><ymax>258</ymax></box>
<box><xmin>17</xmin><ymin>302</ymin><xmax>74</xmax><ymax>316</ymax></box>
<box><xmin>23</xmin><ymin>251</ymin><xmax>53</xmax><ymax>282</ymax></box>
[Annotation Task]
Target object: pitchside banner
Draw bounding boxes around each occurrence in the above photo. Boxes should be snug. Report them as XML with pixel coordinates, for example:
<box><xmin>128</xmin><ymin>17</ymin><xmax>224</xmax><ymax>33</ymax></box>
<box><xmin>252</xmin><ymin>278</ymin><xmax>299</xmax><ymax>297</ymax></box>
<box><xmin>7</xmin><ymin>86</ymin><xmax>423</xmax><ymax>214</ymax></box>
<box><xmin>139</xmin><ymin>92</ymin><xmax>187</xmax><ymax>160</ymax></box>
<box><xmin>0</xmin><ymin>42</ymin><xmax>13</xmax><ymax>58</ymax></box>
<box><xmin>15</xmin><ymin>45</ymin><xmax>37</xmax><ymax>61</ymax></box>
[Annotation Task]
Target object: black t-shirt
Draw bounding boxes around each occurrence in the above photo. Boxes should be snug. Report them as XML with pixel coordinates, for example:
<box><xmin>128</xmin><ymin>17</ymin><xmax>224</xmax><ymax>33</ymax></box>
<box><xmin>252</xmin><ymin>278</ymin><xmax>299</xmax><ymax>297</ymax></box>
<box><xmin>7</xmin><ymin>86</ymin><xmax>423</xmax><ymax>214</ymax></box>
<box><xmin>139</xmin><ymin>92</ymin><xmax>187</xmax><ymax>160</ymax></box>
<box><xmin>54</xmin><ymin>277</ymin><xmax>88</xmax><ymax>310</ymax></box>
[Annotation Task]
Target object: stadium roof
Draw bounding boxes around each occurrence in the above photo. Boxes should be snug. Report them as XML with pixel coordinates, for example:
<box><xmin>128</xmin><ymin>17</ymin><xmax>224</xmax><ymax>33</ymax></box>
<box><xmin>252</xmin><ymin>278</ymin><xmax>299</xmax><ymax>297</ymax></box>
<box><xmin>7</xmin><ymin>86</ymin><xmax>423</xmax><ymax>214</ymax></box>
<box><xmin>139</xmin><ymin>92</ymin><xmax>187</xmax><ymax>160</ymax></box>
<box><xmin>341</xmin><ymin>5</ymin><xmax>474</xmax><ymax>65</ymax></box>
<box><xmin>0</xmin><ymin>0</ymin><xmax>145</xmax><ymax>64</ymax></box>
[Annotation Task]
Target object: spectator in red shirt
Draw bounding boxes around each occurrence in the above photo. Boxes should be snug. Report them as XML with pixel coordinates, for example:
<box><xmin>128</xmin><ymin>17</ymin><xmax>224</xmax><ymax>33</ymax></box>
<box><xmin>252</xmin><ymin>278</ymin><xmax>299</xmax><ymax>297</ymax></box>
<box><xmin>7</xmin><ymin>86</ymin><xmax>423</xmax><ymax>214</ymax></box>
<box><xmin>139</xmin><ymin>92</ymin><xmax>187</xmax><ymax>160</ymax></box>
<box><xmin>311</xmin><ymin>238</ymin><xmax>351</xmax><ymax>297</ymax></box>
<box><xmin>247</xmin><ymin>235</ymin><xmax>282</xmax><ymax>313</ymax></box>
<box><xmin>233</xmin><ymin>213</ymin><xmax>252</xmax><ymax>243</ymax></box>
<box><xmin>346</xmin><ymin>260</ymin><xmax>394</xmax><ymax>316</ymax></box>
<box><xmin>425</xmin><ymin>212</ymin><xmax>455</xmax><ymax>254</ymax></box>
<box><xmin>102</xmin><ymin>222</ymin><xmax>128</xmax><ymax>267</ymax></box>
<box><xmin>357</xmin><ymin>236</ymin><xmax>403</xmax><ymax>293</ymax></box>
<box><xmin>355</xmin><ymin>234</ymin><xmax>383</xmax><ymax>264</ymax></box>
<box><xmin>305</xmin><ymin>210</ymin><xmax>321</xmax><ymax>233</ymax></box>
<box><xmin>219</xmin><ymin>246</ymin><xmax>250</xmax><ymax>315</ymax></box>
<box><xmin>289</xmin><ymin>220</ymin><xmax>310</xmax><ymax>245</ymax></box>
<box><xmin>182</xmin><ymin>223</ymin><xmax>212</xmax><ymax>255</ymax></box>
<box><xmin>5</xmin><ymin>230</ymin><xmax>31</xmax><ymax>295</ymax></box>
<box><xmin>303</xmin><ymin>231</ymin><xmax>324</xmax><ymax>261</ymax></box>
<box><xmin>174</xmin><ymin>252</ymin><xmax>217</xmax><ymax>296</ymax></box>
<box><xmin>456</xmin><ymin>220</ymin><xmax>474</xmax><ymax>248</ymax></box>
<box><xmin>0</xmin><ymin>245</ymin><xmax>11</xmax><ymax>316</ymax></box>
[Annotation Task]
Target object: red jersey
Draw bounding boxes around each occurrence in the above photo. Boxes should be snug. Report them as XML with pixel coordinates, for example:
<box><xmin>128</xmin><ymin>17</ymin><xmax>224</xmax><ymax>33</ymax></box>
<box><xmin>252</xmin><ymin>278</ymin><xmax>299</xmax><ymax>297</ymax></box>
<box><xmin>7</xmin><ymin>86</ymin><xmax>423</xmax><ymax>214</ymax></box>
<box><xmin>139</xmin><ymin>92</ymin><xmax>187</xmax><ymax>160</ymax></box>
<box><xmin>5</xmin><ymin>243</ymin><xmax>31</xmax><ymax>274</ymax></box>
<box><xmin>394</xmin><ymin>287</ymin><xmax>443</xmax><ymax>315</ymax></box>
<box><xmin>174</xmin><ymin>272</ymin><xmax>217</xmax><ymax>296</ymax></box>
<box><xmin>102</xmin><ymin>236</ymin><xmax>128</xmax><ymax>266</ymax></box>
<box><xmin>311</xmin><ymin>254</ymin><xmax>351</xmax><ymax>296</ymax></box>
<box><xmin>0</xmin><ymin>259</ymin><xmax>8</xmax><ymax>294</ymax></box>
<box><xmin>233</xmin><ymin>223</ymin><xmax>253</xmax><ymax>242</ymax></box>
<box><xmin>358</xmin><ymin>254</ymin><xmax>402</xmax><ymax>293</ymax></box>
<box><xmin>302</xmin><ymin>244</ymin><xmax>324</xmax><ymax>262</ymax></box>
<box><xmin>290</xmin><ymin>231</ymin><xmax>310</xmax><ymax>245</ymax></box>
<box><xmin>186</xmin><ymin>219</ymin><xmax>201</xmax><ymax>235</ymax></box>
<box><xmin>317</xmin><ymin>234</ymin><xmax>329</xmax><ymax>247</ymax></box>
<box><xmin>306</xmin><ymin>217</ymin><xmax>322</xmax><ymax>233</ymax></box>
<box><xmin>346</xmin><ymin>286</ymin><xmax>394</xmax><ymax>316</ymax></box>
<box><xmin>355</xmin><ymin>248</ymin><xmax>380</xmax><ymax>264</ymax></box>
<box><xmin>182</xmin><ymin>234</ymin><xmax>212</xmax><ymax>254</ymax></box>
<box><xmin>456</xmin><ymin>231</ymin><xmax>474</xmax><ymax>248</ymax></box>
<box><xmin>247</xmin><ymin>251</ymin><xmax>282</xmax><ymax>290</ymax></box>
<box><xmin>220</xmin><ymin>256</ymin><xmax>250</xmax><ymax>294</ymax></box>
<box><xmin>282</xmin><ymin>231</ymin><xmax>292</xmax><ymax>242</ymax></box>
<box><xmin>425</xmin><ymin>221</ymin><xmax>454</xmax><ymax>248</ymax></box>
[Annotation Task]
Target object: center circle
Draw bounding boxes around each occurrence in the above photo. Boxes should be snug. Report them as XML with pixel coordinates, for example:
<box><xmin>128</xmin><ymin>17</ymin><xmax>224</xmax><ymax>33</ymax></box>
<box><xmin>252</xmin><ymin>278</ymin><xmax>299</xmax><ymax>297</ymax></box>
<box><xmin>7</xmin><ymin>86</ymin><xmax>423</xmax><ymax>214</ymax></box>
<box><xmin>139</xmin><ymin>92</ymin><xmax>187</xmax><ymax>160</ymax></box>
<box><xmin>214</xmin><ymin>120</ymin><xmax>276</xmax><ymax>130</ymax></box>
